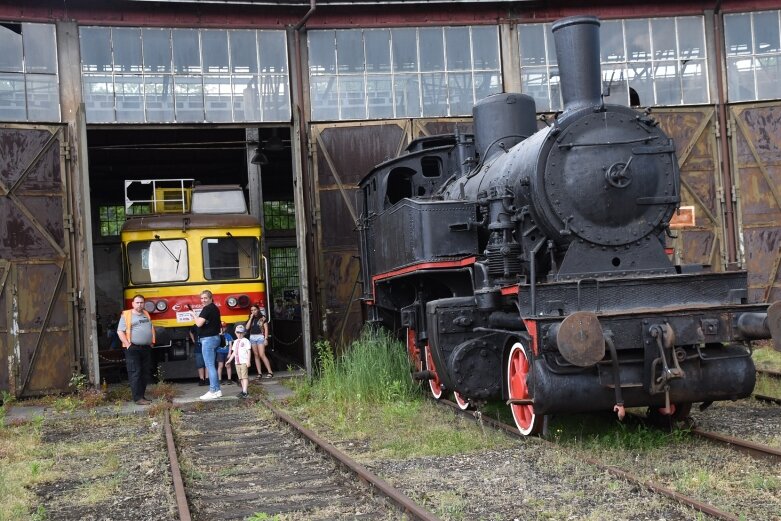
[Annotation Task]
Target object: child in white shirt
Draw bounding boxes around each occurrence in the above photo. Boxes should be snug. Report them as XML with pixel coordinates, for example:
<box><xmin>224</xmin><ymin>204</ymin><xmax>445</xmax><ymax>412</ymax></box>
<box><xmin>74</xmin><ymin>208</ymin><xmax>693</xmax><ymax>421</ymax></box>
<box><xmin>226</xmin><ymin>324</ymin><xmax>252</xmax><ymax>398</ymax></box>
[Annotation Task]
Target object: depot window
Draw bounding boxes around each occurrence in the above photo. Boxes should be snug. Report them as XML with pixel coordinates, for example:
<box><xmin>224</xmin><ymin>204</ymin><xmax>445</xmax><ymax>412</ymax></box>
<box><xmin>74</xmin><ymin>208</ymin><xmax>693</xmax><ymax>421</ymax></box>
<box><xmin>519</xmin><ymin>16</ymin><xmax>709</xmax><ymax>110</ymax></box>
<box><xmin>127</xmin><ymin>239</ymin><xmax>189</xmax><ymax>284</ymax></box>
<box><xmin>202</xmin><ymin>236</ymin><xmax>259</xmax><ymax>280</ymax></box>
<box><xmin>79</xmin><ymin>26</ymin><xmax>290</xmax><ymax>123</ymax></box>
<box><xmin>0</xmin><ymin>22</ymin><xmax>60</xmax><ymax>122</ymax></box>
<box><xmin>308</xmin><ymin>26</ymin><xmax>501</xmax><ymax>121</ymax></box>
<box><xmin>724</xmin><ymin>10</ymin><xmax>781</xmax><ymax>102</ymax></box>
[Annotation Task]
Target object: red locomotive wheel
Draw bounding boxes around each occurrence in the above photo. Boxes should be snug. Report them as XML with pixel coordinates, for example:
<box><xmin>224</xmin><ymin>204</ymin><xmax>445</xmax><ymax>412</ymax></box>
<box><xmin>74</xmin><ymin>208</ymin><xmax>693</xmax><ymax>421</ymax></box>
<box><xmin>425</xmin><ymin>344</ymin><xmax>444</xmax><ymax>400</ymax></box>
<box><xmin>454</xmin><ymin>391</ymin><xmax>470</xmax><ymax>410</ymax></box>
<box><xmin>508</xmin><ymin>342</ymin><xmax>542</xmax><ymax>436</ymax></box>
<box><xmin>407</xmin><ymin>328</ymin><xmax>423</xmax><ymax>373</ymax></box>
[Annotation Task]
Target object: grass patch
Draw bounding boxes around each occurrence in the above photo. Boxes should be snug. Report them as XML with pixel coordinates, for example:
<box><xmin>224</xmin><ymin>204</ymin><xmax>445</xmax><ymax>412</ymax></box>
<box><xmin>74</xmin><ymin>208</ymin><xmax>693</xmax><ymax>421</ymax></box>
<box><xmin>753</xmin><ymin>345</ymin><xmax>781</xmax><ymax>372</ymax></box>
<box><xmin>0</xmin><ymin>418</ymin><xmax>46</xmax><ymax>519</ymax></box>
<box><xmin>287</xmin><ymin>327</ymin><xmax>514</xmax><ymax>460</ymax></box>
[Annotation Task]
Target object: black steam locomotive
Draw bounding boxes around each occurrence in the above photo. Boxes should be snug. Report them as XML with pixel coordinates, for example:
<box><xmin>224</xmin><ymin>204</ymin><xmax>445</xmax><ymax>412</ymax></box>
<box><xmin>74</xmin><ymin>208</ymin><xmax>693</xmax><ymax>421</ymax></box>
<box><xmin>358</xmin><ymin>16</ymin><xmax>781</xmax><ymax>435</ymax></box>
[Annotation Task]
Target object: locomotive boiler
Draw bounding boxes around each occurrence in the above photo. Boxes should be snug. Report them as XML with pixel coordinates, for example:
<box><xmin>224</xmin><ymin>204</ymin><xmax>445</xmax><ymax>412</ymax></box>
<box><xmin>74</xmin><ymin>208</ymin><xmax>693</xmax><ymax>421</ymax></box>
<box><xmin>358</xmin><ymin>16</ymin><xmax>781</xmax><ymax>435</ymax></box>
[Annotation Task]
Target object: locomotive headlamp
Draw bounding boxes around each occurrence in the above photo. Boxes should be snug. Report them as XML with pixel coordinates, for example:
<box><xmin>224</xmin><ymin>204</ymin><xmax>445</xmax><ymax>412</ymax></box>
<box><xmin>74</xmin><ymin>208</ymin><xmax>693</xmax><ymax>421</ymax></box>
<box><xmin>226</xmin><ymin>296</ymin><xmax>239</xmax><ymax>308</ymax></box>
<box><xmin>155</xmin><ymin>300</ymin><xmax>168</xmax><ymax>312</ymax></box>
<box><xmin>144</xmin><ymin>301</ymin><xmax>156</xmax><ymax>313</ymax></box>
<box><xmin>237</xmin><ymin>295</ymin><xmax>251</xmax><ymax>308</ymax></box>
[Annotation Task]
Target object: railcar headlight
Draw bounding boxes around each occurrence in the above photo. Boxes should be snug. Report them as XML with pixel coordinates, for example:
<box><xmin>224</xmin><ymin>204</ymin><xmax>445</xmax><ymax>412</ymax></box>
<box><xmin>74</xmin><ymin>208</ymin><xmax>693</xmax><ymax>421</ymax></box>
<box><xmin>237</xmin><ymin>295</ymin><xmax>251</xmax><ymax>308</ymax></box>
<box><xmin>226</xmin><ymin>296</ymin><xmax>239</xmax><ymax>308</ymax></box>
<box><xmin>155</xmin><ymin>300</ymin><xmax>168</xmax><ymax>312</ymax></box>
<box><xmin>144</xmin><ymin>301</ymin><xmax>156</xmax><ymax>313</ymax></box>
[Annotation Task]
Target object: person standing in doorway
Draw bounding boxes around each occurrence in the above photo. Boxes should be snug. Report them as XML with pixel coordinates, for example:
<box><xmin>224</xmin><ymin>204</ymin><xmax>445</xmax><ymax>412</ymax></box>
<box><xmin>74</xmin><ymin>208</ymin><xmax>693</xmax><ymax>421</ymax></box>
<box><xmin>117</xmin><ymin>295</ymin><xmax>155</xmax><ymax>405</ymax></box>
<box><xmin>194</xmin><ymin>290</ymin><xmax>222</xmax><ymax>400</ymax></box>
<box><xmin>246</xmin><ymin>304</ymin><xmax>273</xmax><ymax>379</ymax></box>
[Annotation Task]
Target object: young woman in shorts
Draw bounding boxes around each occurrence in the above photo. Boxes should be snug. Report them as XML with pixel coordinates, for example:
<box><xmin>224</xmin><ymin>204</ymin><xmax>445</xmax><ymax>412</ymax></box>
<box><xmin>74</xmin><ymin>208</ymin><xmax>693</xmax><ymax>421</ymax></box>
<box><xmin>246</xmin><ymin>304</ymin><xmax>273</xmax><ymax>378</ymax></box>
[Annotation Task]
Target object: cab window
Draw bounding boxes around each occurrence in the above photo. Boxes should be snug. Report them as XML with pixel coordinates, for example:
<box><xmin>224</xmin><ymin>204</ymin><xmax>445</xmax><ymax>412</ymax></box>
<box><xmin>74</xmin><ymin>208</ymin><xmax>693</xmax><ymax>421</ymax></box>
<box><xmin>202</xmin><ymin>236</ymin><xmax>260</xmax><ymax>280</ymax></box>
<box><xmin>126</xmin><ymin>239</ymin><xmax>189</xmax><ymax>284</ymax></box>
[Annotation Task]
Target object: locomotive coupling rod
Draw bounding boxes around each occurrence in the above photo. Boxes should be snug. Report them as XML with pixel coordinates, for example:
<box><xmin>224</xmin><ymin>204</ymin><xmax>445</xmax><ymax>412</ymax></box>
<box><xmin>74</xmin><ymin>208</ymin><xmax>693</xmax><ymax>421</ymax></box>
<box><xmin>412</xmin><ymin>370</ymin><xmax>435</xmax><ymax>381</ymax></box>
<box><xmin>506</xmin><ymin>398</ymin><xmax>535</xmax><ymax>406</ymax></box>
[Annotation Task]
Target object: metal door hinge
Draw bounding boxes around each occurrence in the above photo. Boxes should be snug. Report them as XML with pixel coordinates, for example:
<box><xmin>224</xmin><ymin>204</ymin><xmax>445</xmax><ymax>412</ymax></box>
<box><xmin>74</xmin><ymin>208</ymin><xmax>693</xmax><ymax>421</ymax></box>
<box><xmin>61</xmin><ymin>143</ymin><xmax>71</xmax><ymax>161</ymax></box>
<box><xmin>67</xmin><ymin>288</ymin><xmax>79</xmax><ymax>304</ymax></box>
<box><xmin>63</xmin><ymin>214</ymin><xmax>74</xmax><ymax>231</ymax></box>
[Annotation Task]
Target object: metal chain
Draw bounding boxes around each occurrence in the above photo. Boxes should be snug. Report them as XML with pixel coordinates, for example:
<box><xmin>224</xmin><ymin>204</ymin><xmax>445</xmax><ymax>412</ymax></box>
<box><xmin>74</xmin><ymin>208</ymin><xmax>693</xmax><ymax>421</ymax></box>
<box><xmin>272</xmin><ymin>333</ymin><xmax>302</xmax><ymax>346</ymax></box>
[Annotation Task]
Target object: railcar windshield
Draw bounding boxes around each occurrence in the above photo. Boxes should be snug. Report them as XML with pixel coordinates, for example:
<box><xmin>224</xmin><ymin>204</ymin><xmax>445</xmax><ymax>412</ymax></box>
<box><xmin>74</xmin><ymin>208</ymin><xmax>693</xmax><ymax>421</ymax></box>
<box><xmin>202</xmin><ymin>236</ymin><xmax>260</xmax><ymax>280</ymax></box>
<box><xmin>126</xmin><ymin>239</ymin><xmax>189</xmax><ymax>284</ymax></box>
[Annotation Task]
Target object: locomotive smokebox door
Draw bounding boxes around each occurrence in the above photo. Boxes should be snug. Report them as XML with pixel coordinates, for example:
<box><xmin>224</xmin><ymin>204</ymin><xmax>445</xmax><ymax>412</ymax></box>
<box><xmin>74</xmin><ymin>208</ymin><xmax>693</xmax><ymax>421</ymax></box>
<box><xmin>549</xmin><ymin>311</ymin><xmax>604</xmax><ymax>367</ymax></box>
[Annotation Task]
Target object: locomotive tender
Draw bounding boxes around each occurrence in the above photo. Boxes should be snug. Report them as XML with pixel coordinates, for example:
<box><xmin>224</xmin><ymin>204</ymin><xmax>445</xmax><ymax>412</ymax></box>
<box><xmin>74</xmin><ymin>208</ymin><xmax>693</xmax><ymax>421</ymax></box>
<box><xmin>358</xmin><ymin>16</ymin><xmax>781</xmax><ymax>434</ymax></box>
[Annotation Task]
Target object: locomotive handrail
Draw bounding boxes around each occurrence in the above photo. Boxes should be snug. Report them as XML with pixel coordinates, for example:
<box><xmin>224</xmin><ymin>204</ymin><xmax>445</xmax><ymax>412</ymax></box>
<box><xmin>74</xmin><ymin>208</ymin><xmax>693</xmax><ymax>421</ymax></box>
<box><xmin>557</xmin><ymin>136</ymin><xmax>653</xmax><ymax>149</ymax></box>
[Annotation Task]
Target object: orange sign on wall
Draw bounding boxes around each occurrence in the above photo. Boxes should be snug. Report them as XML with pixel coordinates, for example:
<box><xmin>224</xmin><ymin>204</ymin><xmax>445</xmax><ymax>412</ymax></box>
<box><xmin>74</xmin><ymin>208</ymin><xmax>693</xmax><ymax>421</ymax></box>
<box><xmin>669</xmin><ymin>206</ymin><xmax>696</xmax><ymax>229</ymax></box>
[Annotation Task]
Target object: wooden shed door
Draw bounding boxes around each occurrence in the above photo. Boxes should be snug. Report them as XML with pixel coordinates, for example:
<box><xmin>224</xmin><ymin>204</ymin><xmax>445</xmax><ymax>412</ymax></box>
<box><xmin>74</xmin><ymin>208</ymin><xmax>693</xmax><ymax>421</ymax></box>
<box><xmin>653</xmin><ymin>108</ymin><xmax>726</xmax><ymax>271</ymax></box>
<box><xmin>730</xmin><ymin>103</ymin><xmax>781</xmax><ymax>303</ymax></box>
<box><xmin>0</xmin><ymin>125</ymin><xmax>76</xmax><ymax>397</ymax></box>
<box><xmin>310</xmin><ymin>118</ymin><xmax>474</xmax><ymax>346</ymax></box>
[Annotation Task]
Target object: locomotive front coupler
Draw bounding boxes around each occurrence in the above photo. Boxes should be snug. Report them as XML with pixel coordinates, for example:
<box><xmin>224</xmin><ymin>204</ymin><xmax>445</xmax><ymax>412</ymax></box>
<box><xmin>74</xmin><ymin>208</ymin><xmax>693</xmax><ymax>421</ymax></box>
<box><xmin>648</xmin><ymin>322</ymin><xmax>685</xmax><ymax>395</ymax></box>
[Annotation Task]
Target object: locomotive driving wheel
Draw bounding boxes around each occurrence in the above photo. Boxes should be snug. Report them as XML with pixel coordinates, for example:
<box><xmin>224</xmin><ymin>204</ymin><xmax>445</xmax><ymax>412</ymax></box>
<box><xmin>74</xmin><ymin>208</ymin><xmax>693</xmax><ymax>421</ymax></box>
<box><xmin>453</xmin><ymin>391</ymin><xmax>470</xmax><ymax>410</ymax></box>
<box><xmin>406</xmin><ymin>328</ymin><xmax>423</xmax><ymax>384</ymax></box>
<box><xmin>425</xmin><ymin>344</ymin><xmax>444</xmax><ymax>400</ymax></box>
<box><xmin>508</xmin><ymin>342</ymin><xmax>543</xmax><ymax>436</ymax></box>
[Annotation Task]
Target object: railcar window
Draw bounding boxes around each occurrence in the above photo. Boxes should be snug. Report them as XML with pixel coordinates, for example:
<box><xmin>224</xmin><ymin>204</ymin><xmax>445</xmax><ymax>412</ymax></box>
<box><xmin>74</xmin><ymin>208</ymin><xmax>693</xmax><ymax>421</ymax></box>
<box><xmin>127</xmin><ymin>239</ymin><xmax>189</xmax><ymax>284</ymax></box>
<box><xmin>202</xmin><ymin>237</ymin><xmax>259</xmax><ymax>280</ymax></box>
<box><xmin>518</xmin><ymin>16</ymin><xmax>709</xmax><ymax>109</ymax></box>
<box><xmin>191</xmin><ymin>190</ymin><xmax>247</xmax><ymax>214</ymax></box>
<box><xmin>421</xmin><ymin>157</ymin><xmax>441</xmax><ymax>178</ymax></box>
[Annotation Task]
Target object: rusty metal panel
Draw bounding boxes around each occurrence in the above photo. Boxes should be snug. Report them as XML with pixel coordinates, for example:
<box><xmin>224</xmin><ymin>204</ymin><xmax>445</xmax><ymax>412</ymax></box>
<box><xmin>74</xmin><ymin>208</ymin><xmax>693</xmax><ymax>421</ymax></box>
<box><xmin>416</xmin><ymin>118</ymin><xmax>472</xmax><ymax>138</ymax></box>
<box><xmin>319</xmin><ymin>188</ymin><xmax>360</xmax><ymax>249</ymax></box>
<box><xmin>0</xmin><ymin>124</ymin><xmax>75</xmax><ymax>397</ymax></box>
<box><xmin>652</xmin><ymin>108</ymin><xmax>725</xmax><ymax>270</ymax></box>
<box><xmin>730</xmin><ymin>102</ymin><xmax>781</xmax><ymax>303</ymax></box>
<box><xmin>311</xmin><ymin>121</ymin><xmax>410</xmax><ymax>345</ymax></box>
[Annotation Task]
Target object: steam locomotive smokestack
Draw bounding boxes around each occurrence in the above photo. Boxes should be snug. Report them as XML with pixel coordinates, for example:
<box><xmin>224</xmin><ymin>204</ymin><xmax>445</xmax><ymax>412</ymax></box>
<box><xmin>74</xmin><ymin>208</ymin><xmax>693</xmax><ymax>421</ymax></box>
<box><xmin>552</xmin><ymin>15</ymin><xmax>602</xmax><ymax>113</ymax></box>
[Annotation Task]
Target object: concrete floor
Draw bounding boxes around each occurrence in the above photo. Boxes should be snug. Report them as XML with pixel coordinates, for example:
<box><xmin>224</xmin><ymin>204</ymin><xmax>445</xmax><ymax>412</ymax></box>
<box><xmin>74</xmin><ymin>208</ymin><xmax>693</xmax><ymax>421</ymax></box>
<box><xmin>2</xmin><ymin>369</ymin><xmax>304</xmax><ymax>425</ymax></box>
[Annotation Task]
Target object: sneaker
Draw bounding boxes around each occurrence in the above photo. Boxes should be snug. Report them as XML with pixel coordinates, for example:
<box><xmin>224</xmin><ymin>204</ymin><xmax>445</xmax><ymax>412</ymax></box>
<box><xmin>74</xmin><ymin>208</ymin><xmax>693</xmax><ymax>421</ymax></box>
<box><xmin>213</xmin><ymin>389</ymin><xmax>222</xmax><ymax>398</ymax></box>
<box><xmin>199</xmin><ymin>391</ymin><xmax>217</xmax><ymax>401</ymax></box>
<box><xmin>198</xmin><ymin>379</ymin><xmax>208</xmax><ymax>386</ymax></box>
<box><xmin>238</xmin><ymin>392</ymin><xmax>248</xmax><ymax>399</ymax></box>
<box><xmin>135</xmin><ymin>399</ymin><xmax>151</xmax><ymax>405</ymax></box>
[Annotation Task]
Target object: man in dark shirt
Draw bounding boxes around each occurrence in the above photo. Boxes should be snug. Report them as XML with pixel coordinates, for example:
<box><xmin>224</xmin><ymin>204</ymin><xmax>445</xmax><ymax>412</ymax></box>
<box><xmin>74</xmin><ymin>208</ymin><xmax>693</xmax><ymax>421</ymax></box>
<box><xmin>194</xmin><ymin>289</ymin><xmax>222</xmax><ymax>400</ymax></box>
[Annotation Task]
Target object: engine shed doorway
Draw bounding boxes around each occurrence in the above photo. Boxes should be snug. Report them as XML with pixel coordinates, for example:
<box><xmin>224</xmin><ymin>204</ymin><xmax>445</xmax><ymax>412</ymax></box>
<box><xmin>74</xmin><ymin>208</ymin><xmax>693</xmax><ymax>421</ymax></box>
<box><xmin>86</xmin><ymin>126</ymin><xmax>304</xmax><ymax>381</ymax></box>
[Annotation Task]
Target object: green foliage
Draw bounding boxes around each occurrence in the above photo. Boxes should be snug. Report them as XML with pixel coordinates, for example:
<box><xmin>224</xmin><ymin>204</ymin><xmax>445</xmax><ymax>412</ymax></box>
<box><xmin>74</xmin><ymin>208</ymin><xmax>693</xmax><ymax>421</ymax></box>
<box><xmin>68</xmin><ymin>373</ymin><xmax>88</xmax><ymax>393</ymax></box>
<box><xmin>30</xmin><ymin>505</ymin><xmax>48</xmax><ymax>521</ymax></box>
<box><xmin>297</xmin><ymin>327</ymin><xmax>417</xmax><ymax>405</ymax></box>
<box><xmin>246</xmin><ymin>512</ymin><xmax>284</xmax><ymax>521</ymax></box>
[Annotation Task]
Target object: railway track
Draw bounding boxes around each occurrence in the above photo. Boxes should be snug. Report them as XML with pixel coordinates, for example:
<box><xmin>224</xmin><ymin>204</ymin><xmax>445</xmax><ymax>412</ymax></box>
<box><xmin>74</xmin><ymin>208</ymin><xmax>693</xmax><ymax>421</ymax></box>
<box><xmin>163</xmin><ymin>402</ymin><xmax>439</xmax><ymax>521</ymax></box>
<box><xmin>435</xmin><ymin>397</ymin><xmax>776</xmax><ymax>521</ymax></box>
